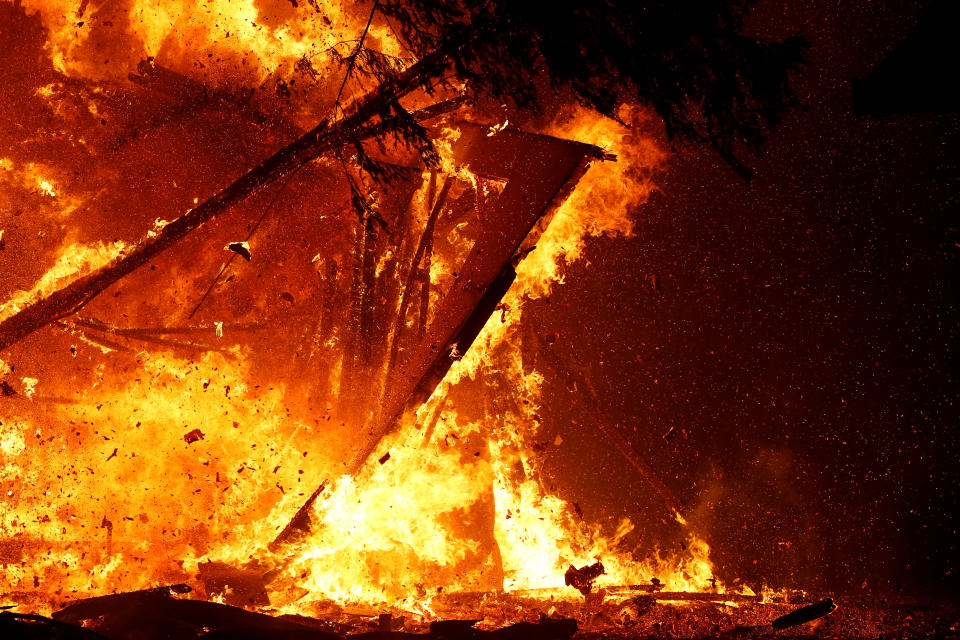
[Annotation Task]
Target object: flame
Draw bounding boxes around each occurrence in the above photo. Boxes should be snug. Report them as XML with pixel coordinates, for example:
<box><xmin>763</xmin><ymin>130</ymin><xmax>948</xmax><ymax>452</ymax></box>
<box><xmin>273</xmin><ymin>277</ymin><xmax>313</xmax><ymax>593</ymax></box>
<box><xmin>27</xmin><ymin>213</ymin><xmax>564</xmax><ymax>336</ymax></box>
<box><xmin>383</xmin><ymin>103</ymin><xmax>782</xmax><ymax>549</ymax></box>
<box><xmin>513</xmin><ymin>104</ymin><xmax>667</xmax><ymax>299</ymax></box>
<box><xmin>2</xmin><ymin>159</ymin><xmax>68</xmax><ymax>204</ymax></box>
<box><xmin>0</xmin><ymin>240</ymin><xmax>127</xmax><ymax>323</ymax></box>
<box><xmin>259</xmin><ymin>105</ymin><xmax>730</xmax><ymax>612</ymax></box>
<box><xmin>35</xmin><ymin>177</ymin><xmax>57</xmax><ymax>198</ymax></box>
<box><xmin>1</xmin><ymin>0</ymin><xmax>748</xmax><ymax>620</ymax></box>
<box><xmin>0</xmin><ymin>350</ymin><xmax>330</xmax><ymax>611</ymax></box>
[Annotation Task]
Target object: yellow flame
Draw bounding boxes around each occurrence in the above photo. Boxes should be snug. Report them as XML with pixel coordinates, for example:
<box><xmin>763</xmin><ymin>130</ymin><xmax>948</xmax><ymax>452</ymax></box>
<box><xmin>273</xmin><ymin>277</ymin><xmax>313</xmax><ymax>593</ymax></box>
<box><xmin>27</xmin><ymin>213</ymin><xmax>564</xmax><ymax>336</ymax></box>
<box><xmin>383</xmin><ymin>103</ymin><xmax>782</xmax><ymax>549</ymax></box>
<box><xmin>20</xmin><ymin>0</ymin><xmax>401</xmax><ymax>87</ymax></box>
<box><xmin>513</xmin><ymin>104</ymin><xmax>666</xmax><ymax>299</ymax></box>
<box><xmin>36</xmin><ymin>177</ymin><xmax>57</xmax><ymax>198</ymax></box>
<box><xmin>0</xmin><ymin>350</ymin><xmax>331</xmax><ymax>610</ymax></box>
<box><xmin>0</xmin><ymin>8</ymin><xmax>737</xmax><ymax>609</ymax></box>
<box><xmin>0</xmin><ymin>241</ymin><xmax>127</xmax><ymax>323</ymax></box>
<box><xmin>256</xmin><ymin>104</ymin><xmax>734</xmax><ymax>613</ymax></box>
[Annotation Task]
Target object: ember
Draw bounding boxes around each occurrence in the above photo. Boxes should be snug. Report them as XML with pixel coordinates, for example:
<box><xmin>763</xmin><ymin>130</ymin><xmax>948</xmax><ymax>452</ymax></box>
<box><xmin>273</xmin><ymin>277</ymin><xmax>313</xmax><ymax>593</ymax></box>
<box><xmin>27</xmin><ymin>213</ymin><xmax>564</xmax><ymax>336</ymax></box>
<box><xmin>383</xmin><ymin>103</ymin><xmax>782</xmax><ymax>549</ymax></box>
<box><xmin>1</xmin><ymin>0</ymin><xmax>957</xmax><ymax>638</ymax></box>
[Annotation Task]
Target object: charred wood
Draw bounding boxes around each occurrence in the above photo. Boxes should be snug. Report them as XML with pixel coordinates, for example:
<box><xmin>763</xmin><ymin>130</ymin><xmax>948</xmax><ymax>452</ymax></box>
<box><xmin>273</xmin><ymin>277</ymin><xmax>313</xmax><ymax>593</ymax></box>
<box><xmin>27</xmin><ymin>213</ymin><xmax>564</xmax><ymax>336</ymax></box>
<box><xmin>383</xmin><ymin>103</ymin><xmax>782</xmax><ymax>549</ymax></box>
<box><xmin>63</xmin><ymin>318</ymin><xmax>231</xmax><ymax>353</ymax></box>
<box><xmin>419</xmin><ymin>396</ymin><xmax>448</xmax><ymax>448</ymax></box>
<box><xmin>54</xmin><ymin>321</ymin><xmax>135</xmax><ymax>354</ymax></box>
<box><xmin>295</xmin><ymin>258</ymin><xmax>342</xmax><ymax>397</ymax></box>
<box><xmin>53</xmin><ymin>584</ymin><xmax>192</xmax><ymax>625</ymax></box>
<box><xmin>416</xmin><ymin>247</ymin><xmax>433</xmax><ymax>341</ymax></box>
<box><xmin>429</xmin><ymin>619</ymin><xmax>480</xmax><ymax>636</ymax></box>
<box><xmin>771</xmin><ymin>598</ymin><xmax>837</xmax><ymax>630</ymax></box>
<box><xmin>383</xmin><ymin>175</ymin><xmax>453</xmax><ymax>394</ymax></box>
<box><xmin>367</xmin><ymin>174</ymin><xmax>423</xmax><ymax>416</ymax></box>
<box><xmin>339</xmin><ymin>218</ymin><xmax>370</xmax><ymax>419</ymax></box>
<box><xmin>358</xmin><ymin>216</ymin><xmax>380</xmax><ymax>369</ymax></box>
<box><xmin>197</xmin><ymin>561</ymin><xmax>270</xmax><ymax>608</ymax></box>
<box><xmin>269</xmin><ymin>480</ymin><xmax>328</xmax><ymax>551</ymax></box>
<box><xmin>422</xmin><ymin>618</ymin><xmax>577</xmax><ymax>640</ymax></box>
<box><xmin>72</xmin><ymin>316</ymin><xmax>262</xmax><ymax>337</ymax></box>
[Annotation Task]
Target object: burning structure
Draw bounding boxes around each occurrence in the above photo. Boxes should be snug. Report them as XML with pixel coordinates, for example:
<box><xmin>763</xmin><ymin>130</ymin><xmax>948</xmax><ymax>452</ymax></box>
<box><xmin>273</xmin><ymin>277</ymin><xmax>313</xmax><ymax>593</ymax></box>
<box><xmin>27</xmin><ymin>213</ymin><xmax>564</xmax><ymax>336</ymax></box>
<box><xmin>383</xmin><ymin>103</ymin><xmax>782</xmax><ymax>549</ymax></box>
<box><xmin>1</xmin><ymin>1</ymin><xmax>957</xmax><ymax>638</ymax></box>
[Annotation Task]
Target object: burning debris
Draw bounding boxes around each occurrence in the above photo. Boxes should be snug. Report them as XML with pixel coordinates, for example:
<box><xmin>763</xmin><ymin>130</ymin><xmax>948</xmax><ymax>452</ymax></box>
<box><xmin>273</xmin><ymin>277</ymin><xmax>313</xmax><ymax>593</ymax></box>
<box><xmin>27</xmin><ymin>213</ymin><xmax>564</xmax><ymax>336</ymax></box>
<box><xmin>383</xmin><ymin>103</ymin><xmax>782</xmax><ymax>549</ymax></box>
<box><xmin>565</xmin><ymin>561</ymin><xmax>606</xmax><ymax>596</ymax></box>
<box><xmin>3</xmin><ymin>589</ymin><xmax>946</xmax><ymax>640</ymax></box>
<box><xmin>1</xmin><ymin>594</ymin><xmax>584</xmax><ymax>640</ymax></box>
<box><xmin>183</xmin><ymin>428</ymin><xmax>205</xmax><ymax>444</ymax></box>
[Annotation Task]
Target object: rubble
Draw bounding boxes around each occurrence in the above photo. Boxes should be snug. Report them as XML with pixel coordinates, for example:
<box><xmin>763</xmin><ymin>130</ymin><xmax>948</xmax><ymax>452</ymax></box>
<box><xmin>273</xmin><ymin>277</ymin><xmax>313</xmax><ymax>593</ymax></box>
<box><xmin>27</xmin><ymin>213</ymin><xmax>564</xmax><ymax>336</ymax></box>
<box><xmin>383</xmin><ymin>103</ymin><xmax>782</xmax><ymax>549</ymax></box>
<box><xmin>197</xmin><ymin>562</ymin><xmax>270</xmax><ymax>608</ymax></box>
<box><xmin>4</xmin><ymin>583</ymin><xmax>955</xmax><ymax>640</ymax></box>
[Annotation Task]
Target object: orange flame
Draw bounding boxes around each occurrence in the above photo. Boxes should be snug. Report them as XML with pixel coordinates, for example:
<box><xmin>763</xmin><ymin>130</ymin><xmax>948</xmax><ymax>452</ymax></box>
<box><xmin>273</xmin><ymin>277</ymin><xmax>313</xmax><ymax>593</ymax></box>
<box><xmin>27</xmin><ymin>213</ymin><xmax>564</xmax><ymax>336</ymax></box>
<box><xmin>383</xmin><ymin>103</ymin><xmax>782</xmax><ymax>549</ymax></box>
<box><xmin>0</xmin><ymin>1</ymin><xmax>752</xmax><ymax>619</ymax></box>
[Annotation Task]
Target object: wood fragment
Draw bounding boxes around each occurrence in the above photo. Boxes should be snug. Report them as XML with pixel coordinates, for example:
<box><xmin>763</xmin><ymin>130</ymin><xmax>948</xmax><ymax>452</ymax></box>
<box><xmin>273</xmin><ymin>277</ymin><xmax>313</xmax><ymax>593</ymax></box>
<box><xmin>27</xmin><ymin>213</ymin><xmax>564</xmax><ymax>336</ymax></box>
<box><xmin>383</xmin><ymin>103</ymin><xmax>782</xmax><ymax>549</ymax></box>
<box><xmin>268</xmin><ymin>480</ymin><xmax>328</xmax><ymax>551</ymax></box>
<box><xmin>54</xmin><ymin>321</ymin><xmax>134</xmax><ymax>354</ymax></box>
<box><xmin>771</xmin><ymin>598</ymin><xmax>837</xmax><ymax>630</ymax></box>
<box><xmin>72</xmin><ymin>316</ymin><xmax>262</xmax><ymax>336</ymax></box>
<box><xmin>62</xmin><ymin>318</ymin><xmax>230</xmax><ymax>353</ymax></box>
<box><xmin>565</xmin><ymin>561</ymin><xmax>605</xmax><ymax>595</ymax></box>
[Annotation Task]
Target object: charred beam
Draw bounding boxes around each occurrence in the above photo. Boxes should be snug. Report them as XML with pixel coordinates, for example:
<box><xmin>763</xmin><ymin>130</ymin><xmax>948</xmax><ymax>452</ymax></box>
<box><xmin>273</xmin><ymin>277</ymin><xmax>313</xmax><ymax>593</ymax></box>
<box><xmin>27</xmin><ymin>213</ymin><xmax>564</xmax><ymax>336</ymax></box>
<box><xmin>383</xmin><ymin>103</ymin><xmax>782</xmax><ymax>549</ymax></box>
<box><xmin>267</xmin><ymin>480</ymin><xmax>328</xmax><ymax>551</ymax></box>
<box><xmin>64</xmin><ymin>318</ymin><xmax>232</xmax><ymax>353</ymax></box>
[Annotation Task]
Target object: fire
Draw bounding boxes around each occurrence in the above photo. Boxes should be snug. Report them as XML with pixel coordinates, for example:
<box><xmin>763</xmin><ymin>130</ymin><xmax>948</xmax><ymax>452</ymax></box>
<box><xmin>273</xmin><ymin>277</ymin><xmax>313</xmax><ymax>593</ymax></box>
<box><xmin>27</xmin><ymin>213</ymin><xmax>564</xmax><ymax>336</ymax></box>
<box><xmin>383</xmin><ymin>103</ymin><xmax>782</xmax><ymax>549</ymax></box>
<box><xmin>35</xmin><ymin>177</ymin><xmax>56</xmax><ymax>198</ymax></box>
<box><xmin>21</xmin><ymin>0</ymin><xmax>399</xmax><ymax>90</ymax></box>
<box><xmin>513</xmin><ymin>104</ymin><xmax>667</xmax><ymax>299</ymax></box>
<box><xmin>0</xmin><ymin>240</ymin><xmax>126</xmax><ymax>323</ymax></box>
<box><xmin>252</xmin><ymin>105</ymin><xmax>727</xmax><ymax>611</ymax></box>
<box><xmin>0</xmin><ymin>0</ymin><xmax>752</xmax><ymax>623</ymax></box>
<box><xmin>0</xmin><ymin>349</ymin><xmax>332</xmax><ymax>612</ymax></box>
<box><xmin>2</xmin><ymin>160</ymin><xmax>63</xmax><ymax>202</ymax></box>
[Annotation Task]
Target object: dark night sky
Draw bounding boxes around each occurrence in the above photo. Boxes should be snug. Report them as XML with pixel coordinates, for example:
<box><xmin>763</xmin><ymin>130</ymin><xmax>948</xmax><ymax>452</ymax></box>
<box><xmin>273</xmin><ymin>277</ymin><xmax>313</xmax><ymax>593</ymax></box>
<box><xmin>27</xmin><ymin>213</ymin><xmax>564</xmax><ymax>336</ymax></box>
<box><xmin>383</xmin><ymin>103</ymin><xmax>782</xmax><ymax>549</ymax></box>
<box><xmin>528</xmin><ymin>0</ymin><xmax>958</xmax><ymax>599</ymax></box>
